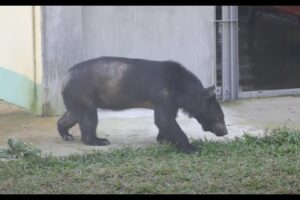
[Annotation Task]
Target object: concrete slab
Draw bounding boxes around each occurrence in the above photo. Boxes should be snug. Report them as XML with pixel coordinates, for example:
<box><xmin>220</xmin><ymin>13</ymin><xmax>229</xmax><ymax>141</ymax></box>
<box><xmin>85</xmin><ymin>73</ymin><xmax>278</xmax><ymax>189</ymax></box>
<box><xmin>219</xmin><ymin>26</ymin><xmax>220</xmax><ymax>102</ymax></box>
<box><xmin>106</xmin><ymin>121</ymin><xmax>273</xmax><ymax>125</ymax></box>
<box><xmin>0</xmin><ymin>96</ymin><xmax>299</xmax><ymax>157</ymax></box>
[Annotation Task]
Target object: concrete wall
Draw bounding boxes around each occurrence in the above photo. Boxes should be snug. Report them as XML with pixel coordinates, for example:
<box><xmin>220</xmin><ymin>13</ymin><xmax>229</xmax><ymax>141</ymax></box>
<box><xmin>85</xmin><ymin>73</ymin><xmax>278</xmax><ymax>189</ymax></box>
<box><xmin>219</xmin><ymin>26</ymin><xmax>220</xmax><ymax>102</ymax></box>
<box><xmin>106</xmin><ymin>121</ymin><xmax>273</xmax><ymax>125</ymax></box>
<box><xmin>0</xmin><ymin>6</ymin><xmax>43</xmax><ymax>114</ymax></box>
<box><xmin>41</xmin><ymin>6</ymin><xmax>84</xmax><ymax>115</ymax></box>
<box><xmin>42</xmin><ymin>6</ymin><xmax>215</xmax><ymax>115</ymax></box>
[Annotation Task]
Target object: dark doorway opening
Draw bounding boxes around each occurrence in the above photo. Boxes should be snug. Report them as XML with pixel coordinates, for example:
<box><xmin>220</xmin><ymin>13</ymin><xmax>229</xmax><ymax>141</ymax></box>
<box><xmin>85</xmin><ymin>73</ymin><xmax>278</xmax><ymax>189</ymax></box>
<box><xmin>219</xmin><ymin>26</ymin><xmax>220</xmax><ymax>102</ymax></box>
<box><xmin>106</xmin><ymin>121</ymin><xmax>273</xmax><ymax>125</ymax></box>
<box><xmin>238</xmin><ymin>6</ymin><xmax>300</xmax><ymax>91</ymax></box>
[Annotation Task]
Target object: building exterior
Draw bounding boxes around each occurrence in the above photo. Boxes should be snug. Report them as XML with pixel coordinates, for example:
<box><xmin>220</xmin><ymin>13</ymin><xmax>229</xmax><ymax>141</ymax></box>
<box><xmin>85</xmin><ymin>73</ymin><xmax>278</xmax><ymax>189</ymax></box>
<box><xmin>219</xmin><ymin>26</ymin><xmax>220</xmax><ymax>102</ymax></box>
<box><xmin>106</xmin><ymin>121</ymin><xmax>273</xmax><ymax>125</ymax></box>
<box><xmin>0</xmin><ymin>6</ymin><xmax>215</xmax><ymax>116</ymax></box>
<box><xmin>1</xmin><ymin>6</ymin><xmax>300</xmax><ymax>116</ymax></box>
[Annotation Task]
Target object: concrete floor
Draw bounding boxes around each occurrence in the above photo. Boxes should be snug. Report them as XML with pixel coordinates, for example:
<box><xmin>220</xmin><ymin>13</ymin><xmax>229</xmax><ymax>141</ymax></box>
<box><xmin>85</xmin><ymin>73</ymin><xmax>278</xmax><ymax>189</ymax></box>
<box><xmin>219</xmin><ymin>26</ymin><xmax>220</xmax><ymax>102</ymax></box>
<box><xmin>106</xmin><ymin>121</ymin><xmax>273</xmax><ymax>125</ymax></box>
<box><xmin>0</xmin><ymin>96</ymin><xmax>300</xmax><ymax>157</ymax></box>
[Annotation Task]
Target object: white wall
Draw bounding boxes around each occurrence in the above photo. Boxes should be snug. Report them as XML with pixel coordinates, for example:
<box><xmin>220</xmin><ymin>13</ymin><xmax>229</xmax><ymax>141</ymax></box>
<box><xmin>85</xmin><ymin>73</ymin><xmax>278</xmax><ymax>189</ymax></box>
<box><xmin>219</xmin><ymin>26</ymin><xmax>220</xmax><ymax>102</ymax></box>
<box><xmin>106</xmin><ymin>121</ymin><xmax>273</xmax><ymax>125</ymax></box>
<box><xmin>82</xmin><ymin>6</ymin><xmax>215</xmax><ymax>87</ymax></box>
<box><xmin>42</xmin><ymin>6</ymin><xmax>215</xmax><ymax>115</ymax></box>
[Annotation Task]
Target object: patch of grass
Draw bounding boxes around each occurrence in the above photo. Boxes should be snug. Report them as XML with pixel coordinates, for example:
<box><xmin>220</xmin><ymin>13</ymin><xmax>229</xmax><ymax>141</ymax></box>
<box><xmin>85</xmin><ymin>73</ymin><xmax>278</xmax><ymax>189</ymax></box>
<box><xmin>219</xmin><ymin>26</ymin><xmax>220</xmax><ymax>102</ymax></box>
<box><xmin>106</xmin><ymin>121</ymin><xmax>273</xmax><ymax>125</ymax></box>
<box><xmin>0</xmin><ymin>127</ymin><xmax>299</xmax><ymax>194</ymax></box>
<box><xmin>0</xmin><ymin>139</ymin><xmax>41</xmax><ymax>159</ymax></box>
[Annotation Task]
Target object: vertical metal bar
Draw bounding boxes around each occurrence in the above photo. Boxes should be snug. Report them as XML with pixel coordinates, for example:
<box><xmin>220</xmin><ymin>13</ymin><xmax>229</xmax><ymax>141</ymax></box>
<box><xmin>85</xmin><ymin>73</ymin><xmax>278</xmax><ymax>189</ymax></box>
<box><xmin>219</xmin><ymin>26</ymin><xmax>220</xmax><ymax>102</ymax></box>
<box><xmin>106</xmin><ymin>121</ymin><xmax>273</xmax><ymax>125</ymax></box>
<box><xmin>213</xmin><ymin>6</ymin><xmax>217</xmax><ymax>92</ymax></box>
<box><xmin>230</xmin><ymin>6</ymin><xmax>239</xmax><ymax>100</ymax></box>
<box><xmin>222</xmin><ymin>6</ymin><xmax>231</xmax><ymax>101</ymax></box>
<box><xmin>221</xmin><ymin>6</ymin><xmax>239</xmax><ymax>101</ymax></box>
<box><xmin>214</xmin><ymin>7</ymin><xmax>222</xmax><ymax>99</ymax></box>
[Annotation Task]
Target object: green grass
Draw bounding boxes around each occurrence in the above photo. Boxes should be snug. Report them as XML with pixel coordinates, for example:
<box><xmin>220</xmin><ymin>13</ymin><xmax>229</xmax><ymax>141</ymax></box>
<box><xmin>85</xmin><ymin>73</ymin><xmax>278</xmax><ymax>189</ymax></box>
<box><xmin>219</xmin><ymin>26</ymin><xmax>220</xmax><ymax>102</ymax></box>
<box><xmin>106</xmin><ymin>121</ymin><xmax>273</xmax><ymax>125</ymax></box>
<box><xmin>0</xmin><ymin>127</ymin><xmax>299</xmax><ymax>194</ymax></box>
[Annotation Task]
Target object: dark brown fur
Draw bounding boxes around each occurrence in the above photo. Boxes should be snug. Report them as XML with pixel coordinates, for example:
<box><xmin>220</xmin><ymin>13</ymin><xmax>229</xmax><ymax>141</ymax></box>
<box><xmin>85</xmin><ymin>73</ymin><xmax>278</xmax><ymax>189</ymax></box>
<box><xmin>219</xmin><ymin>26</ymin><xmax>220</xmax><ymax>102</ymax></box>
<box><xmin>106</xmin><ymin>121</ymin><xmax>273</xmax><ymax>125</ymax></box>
<box><xmin>57</xmin><ymin>57</ymin><xmax>228</xmax><ymax>154</ymax></box>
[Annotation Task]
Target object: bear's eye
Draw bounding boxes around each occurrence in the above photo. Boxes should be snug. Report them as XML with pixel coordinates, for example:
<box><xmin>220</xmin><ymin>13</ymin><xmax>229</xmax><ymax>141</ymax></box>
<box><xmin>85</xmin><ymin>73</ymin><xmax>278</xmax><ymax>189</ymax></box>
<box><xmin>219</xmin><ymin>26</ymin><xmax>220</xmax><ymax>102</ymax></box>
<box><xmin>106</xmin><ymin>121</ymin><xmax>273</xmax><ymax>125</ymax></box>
<box><xmin>217</xmin><ymin>115</ymin><xmax>223</xmax><ymax>120</ymax></box>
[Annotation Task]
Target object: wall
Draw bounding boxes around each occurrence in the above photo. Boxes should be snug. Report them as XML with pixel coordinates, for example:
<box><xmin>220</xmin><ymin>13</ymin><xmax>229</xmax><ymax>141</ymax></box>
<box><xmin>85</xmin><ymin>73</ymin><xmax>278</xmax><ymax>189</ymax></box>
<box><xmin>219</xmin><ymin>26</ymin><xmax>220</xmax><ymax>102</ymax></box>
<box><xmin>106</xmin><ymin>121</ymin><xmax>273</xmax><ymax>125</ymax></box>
<box><xmin>42</xmin><ymin>6</ymin><xmax>215</xmax><ymax>115</ymax></box>
<box><xmin>0</xmin><ymin>6</ymin><xmax>43</xmax><ymax>114</ymax></box>
<box><xmin>41</xmin><ymin>6</ymin><xmax>84</xmax><ymax>115</ymax></box>
<box><xmin>82</xmin><ymin>6</ymin><xmax>215</xmax><ymax>86</ymax></box>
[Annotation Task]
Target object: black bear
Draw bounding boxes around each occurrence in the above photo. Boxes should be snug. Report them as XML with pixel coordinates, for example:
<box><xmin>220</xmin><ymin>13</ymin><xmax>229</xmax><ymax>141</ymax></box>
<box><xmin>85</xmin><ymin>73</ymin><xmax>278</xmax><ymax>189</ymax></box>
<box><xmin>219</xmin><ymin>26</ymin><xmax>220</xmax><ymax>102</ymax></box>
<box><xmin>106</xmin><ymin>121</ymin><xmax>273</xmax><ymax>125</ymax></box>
<box><xmin>57</xmin><ymin>57</ymin><xmax>228</xmax><ymax>154</ymax></box>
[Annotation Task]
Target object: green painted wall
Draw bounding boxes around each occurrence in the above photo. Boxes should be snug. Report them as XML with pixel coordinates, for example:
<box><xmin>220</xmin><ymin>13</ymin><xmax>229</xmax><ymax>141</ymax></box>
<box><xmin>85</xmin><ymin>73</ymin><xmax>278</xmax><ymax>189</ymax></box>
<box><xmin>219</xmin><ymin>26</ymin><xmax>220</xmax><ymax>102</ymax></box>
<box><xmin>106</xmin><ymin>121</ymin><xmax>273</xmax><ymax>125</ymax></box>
<box><xmin>0</xmin><ymin>67</ymin><xmax>42</xmax><ymax>115</ymax></box>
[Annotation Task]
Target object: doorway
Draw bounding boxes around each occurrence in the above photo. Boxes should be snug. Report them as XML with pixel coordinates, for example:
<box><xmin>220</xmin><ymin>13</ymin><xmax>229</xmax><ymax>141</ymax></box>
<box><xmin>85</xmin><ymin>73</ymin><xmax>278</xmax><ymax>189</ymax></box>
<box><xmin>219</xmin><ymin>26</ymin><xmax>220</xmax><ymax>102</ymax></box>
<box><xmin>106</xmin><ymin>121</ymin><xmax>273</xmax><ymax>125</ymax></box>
<box><xmin>216</xmin><ymin>6</ymin><xmax>300</xmax><ymax>100</ymax></box>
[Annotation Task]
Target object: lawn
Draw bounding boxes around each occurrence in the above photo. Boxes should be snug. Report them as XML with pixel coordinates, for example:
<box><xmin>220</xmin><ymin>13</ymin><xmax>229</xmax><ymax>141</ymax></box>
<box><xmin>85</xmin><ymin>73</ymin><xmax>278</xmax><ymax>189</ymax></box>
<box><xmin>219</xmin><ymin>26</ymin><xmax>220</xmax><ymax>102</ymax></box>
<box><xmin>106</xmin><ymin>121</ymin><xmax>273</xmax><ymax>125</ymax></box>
<box><xmin>0</xmin><ymin>127</ymin><xmax>299</xmax><ymax>194</ymax></box>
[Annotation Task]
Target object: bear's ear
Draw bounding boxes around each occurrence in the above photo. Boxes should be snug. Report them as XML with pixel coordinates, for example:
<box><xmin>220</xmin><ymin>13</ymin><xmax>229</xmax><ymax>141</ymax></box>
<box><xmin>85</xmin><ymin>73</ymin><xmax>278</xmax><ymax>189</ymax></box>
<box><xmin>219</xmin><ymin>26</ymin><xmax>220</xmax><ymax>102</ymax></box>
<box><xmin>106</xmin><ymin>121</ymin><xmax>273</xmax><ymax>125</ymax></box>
<box><xmin>204</xmin><ymin>85</ymin><xmax>216</xmax><ymax>99</ymax></box>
